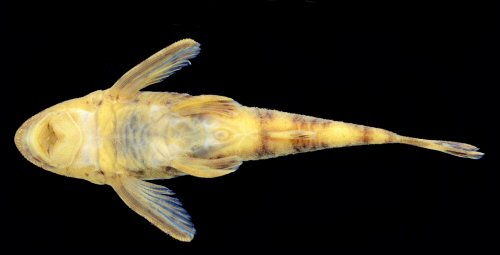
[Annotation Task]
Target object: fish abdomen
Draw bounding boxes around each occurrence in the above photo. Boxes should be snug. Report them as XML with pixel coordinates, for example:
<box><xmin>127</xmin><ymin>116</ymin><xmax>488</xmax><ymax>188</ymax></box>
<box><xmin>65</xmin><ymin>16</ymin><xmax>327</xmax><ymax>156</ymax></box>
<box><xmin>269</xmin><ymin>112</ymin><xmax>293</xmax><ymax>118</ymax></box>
<box><xmin>112</xmin><ymin>104</ymin><xmax>192</xmax><ymax>179</ymax></box>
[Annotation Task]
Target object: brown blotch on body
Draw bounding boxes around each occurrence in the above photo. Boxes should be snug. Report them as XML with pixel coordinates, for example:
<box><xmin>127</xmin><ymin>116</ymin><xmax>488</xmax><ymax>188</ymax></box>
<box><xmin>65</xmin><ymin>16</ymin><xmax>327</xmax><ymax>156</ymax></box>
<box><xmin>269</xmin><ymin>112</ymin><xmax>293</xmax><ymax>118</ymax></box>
<box><xmin>257</xmin><ymin>131</ymin><xmax>273</xmax><ymax>157</ymax></box>
<box><xmin>361</xmin><ymin>126</ymin><xmax>372</xmax><ymax>144</ymax></box>
<box><xmin>320</xmin><ymin>141</ymin><xmax>330</xmax><ymax>148</ymax></box>
<box><xmin>164</xmin><ymin>166</ymin><xmax>176</xmax><ymax>174</ymax></box>
<box><xmin>257</xmin><ymin>109</ymin><xmax>274</xmax><ymax>124</ymax></box>
<box><xmin>290</xmin><ymin>115</ymin><xmax>327</xmax><ymax>152</ymax></box>
<box><xmin>164</xmin><ymin>166</ymin><xmax>183</xmax><ymax>177</ymax></box>
<box><xmin>256</xmin><ymin>109</ymin><xmax>274</xmax><ymax>157</ymax></box>
<box><xmin>292</xmin><ymin>141</ymin><xmax>304</xmax><ymax>152</ymax></box>
<box><xmin>292</xmin><ymin>115</ymin><xmax>307</xmax><ymax>130</ymax></box>
<box><xmin>322</xmin><ymin>121</ymin><xmax>331</xmax><ymax>129</ymax></box>
<box><xmin>311</xmin><ymin>118</ymin><xmax>319</xmax><ymax>129</ymax></box>
<box><xmin>291</xmin><ymin>137</ymin><xmax>316</xmax><ymax>152</ymax></box>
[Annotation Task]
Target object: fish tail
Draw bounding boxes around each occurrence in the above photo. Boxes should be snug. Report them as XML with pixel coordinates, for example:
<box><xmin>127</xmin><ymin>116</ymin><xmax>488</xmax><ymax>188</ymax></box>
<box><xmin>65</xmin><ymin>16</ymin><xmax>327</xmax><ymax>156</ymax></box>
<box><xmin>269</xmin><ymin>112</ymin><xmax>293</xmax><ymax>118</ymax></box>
<box><xmin>246</xmin><ymin>108</ymin><xmax>483</xmax><ymax>160</ymax></box>
<box><xmin>398</xmin><ymin>136</ymin><xmax>484</xmax><ymax>159</ymax></box>
<box><xmin>248</xmin><ymin>108</ymin><xmax>399</xmax><ymax>160</ymax></box>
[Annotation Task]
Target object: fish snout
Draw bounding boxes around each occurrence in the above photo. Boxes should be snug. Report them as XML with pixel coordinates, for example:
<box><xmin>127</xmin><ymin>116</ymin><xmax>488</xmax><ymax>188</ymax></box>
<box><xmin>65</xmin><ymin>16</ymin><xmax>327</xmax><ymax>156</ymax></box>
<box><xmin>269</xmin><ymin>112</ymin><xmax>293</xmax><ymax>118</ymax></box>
<box><xmin>15</xmin><ymin>111</ymin><xmax>83</xmax><ymax>170</ymax></box>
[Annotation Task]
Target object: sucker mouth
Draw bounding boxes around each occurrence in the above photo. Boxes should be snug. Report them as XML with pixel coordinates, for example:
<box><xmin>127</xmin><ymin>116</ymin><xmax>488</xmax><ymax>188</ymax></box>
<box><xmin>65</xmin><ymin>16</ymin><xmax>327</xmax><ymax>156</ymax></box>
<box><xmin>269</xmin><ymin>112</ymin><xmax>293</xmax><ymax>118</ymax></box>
<box><xmin>17</xmin><ymin>111</ymin><xmax>84</xmax><ymax>170</ymax></box>
<box><xmin>14</xmin><ymin>113</ymin><xmax>51</xmax><ymax>169</ymax></box>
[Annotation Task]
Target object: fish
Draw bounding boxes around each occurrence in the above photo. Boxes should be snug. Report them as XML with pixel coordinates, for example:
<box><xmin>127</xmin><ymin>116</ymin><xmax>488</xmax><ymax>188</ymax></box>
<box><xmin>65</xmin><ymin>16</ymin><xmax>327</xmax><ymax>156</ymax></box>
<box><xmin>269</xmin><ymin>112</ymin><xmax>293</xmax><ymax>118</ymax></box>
<box><xmin>14</xmin><ymin>38</ymin><xmax>484</xmax><ymax>242</ymax></box>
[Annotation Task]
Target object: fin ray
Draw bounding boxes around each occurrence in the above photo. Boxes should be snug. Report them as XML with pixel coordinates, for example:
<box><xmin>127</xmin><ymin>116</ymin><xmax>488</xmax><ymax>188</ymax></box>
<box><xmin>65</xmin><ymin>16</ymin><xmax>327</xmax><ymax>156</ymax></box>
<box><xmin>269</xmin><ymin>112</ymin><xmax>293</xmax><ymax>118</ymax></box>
<box><xmin>109</xmin><ymin>39</ymin><xmax>200</xmax><ymax>99</ymax></box>
<box><xmin>172</xmin><ymin>95</ymin><xmax>240</xmax><ymax>117</ymax></box>
<box><xmin>171</xmin><ymin>156</ymin><xmax>242</xmax><ymax>178</ymax></box>
<box><xmin>111</xmin><ymin>176</ymin><xmax>195</xmax><ymax>241</ymax></box>
<box><xmin>399</xmin><ymin>137</ymin><xmax>484</xmax><ymax>159</ymax></box>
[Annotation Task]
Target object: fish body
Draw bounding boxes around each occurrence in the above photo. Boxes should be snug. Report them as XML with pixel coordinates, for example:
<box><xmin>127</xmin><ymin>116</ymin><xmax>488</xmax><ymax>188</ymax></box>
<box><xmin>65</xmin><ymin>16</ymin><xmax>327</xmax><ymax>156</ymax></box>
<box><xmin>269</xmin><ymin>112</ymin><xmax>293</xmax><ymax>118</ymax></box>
<box><xmin>14</xmin><ymin>39</ymin><xmax>483</xmax><ymax>241</ymax></box>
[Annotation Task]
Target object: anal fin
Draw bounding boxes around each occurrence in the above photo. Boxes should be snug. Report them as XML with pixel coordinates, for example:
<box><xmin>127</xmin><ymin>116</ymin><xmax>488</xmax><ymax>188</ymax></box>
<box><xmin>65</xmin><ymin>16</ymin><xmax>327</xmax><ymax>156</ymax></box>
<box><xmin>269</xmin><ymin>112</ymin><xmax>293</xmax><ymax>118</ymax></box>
<box><xmin>111</xmin><ymin>176</ymin><xmax>195</xmax><ymax>242</ymax></box>
<box><xmin>267</xmin><ymin>130</ymin><xmax>316</xmax><ymax>140</ymax></box>
<box><xmin>172</xmin><ymin>95</ymin><xmax>240</xmax><ymax>117</ymax></box>
<box><xmin>171</xmin><ymin>156</ymin><xmax>242</xmax><ymax>178</ymax></box>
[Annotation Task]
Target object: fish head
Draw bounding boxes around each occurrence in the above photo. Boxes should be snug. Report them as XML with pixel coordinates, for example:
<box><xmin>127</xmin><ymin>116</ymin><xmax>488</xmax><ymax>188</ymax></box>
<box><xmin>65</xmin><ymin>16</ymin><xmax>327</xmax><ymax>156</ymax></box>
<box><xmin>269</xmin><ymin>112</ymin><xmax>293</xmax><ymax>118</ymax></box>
<box><xmin>15</xmin><ymin>90</ymin><xmax>104</xmax><ymax>179</ymax></box>
<box><xmin>15</xmin><ymin>100</ymin><xmax>86</xmax><ymax>175</ymax></box>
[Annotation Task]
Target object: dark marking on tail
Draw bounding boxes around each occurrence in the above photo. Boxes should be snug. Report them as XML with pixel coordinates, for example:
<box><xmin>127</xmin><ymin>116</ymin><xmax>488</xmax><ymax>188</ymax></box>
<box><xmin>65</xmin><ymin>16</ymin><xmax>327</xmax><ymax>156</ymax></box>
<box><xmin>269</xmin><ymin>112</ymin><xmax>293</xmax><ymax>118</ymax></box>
<box><xmin>290</xmin><ymin>115</ymin><xmax>332</xmax><ymax>152</ymax></box>
<box><xmin>292</xmin><ymin>139</ymin><xmax>312</xmax><ymax>152</ymax></box>
<box><xmin>292</xmin><ymin>115</ymin><xmax>307</xmax><ymax>130</ymax></box>
<box><xmin>258</xmin><ymin>133</ymin><xmax>273</xmax><ymax>157</ymax></box>
<box><xmin>362</xmin><ymin>126</ymin><xmax>372</xmax><ymax>144</ymax></box>
<box><xmin>256</xmin><ymin>109</ymin><xmax>275</xmax><ymax>157</ymax></box>
<box><xmin>291</xmin><ymin>115</ymin><xmax>307</xmax><ymax>152</ymax></box>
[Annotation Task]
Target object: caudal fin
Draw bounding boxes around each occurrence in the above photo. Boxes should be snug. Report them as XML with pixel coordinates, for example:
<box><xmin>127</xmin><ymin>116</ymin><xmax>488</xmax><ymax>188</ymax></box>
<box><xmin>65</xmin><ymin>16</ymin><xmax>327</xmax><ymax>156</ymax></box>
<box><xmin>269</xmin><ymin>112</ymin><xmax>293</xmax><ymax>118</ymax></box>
<box><xmin>399</xmin><ymin>137</ymin><xmax>484</xmax><ymax>159</ymax></box>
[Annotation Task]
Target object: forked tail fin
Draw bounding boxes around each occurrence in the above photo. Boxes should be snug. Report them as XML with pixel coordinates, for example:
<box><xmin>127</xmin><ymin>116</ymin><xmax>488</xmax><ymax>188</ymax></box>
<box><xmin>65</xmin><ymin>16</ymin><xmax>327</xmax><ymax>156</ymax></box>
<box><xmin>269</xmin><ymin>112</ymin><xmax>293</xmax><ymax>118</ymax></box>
<box><xmin>399</xmin><ymin>137</ymin><xmax>484</xmax><ymax>159</ymax></box>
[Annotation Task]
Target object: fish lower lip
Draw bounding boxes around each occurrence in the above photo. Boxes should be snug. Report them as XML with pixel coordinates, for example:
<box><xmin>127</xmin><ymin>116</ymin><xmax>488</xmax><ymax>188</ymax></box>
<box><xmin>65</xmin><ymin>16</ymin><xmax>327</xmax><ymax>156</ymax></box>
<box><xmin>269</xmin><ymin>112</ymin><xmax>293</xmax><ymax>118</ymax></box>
<box><xmin>15</xmin><ymin>119</ymin><xmax>31</xmax><ymax>153</ymax></box>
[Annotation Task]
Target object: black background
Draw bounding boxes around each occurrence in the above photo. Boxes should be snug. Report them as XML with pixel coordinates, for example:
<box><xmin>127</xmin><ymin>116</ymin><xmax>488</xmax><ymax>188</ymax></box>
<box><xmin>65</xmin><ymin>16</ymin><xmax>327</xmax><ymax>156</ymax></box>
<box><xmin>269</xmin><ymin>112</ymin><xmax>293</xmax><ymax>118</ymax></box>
<box><xmin>5</xmin><ymin>1</ymin><xmax>498</xmax><ymax>254</ymax></box>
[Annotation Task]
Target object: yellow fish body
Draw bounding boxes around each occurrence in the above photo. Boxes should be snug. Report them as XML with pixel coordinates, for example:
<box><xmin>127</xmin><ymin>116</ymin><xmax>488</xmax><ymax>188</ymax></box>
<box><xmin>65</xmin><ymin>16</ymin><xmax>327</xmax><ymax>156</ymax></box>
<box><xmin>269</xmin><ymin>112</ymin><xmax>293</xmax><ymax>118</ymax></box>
<box><xmin>14</xmin><ymin>39</ymin><xmax>483</xmax><ymax>242</ymax></box>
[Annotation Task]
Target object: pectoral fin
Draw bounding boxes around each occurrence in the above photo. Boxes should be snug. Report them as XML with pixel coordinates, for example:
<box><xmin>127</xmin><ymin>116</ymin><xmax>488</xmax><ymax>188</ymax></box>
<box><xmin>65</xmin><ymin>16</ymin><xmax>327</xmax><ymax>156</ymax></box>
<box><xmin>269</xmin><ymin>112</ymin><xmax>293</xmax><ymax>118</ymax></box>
<box><xmin>110</xmin><ymin>176</ymin><xmax>195</xmax><ymax>242</ymax></box>
<box><xmin>171</xmin><ymin>156</ymin><xmax>242</xmax><ymax>178</ymax></box>
<box><xmin>108</xmin><ymin>39</ymin><xmax>200</xmax><ymax>100</ymax></box>
<box><xmin>172</xmin><ymin>95</ymin><xmax>240</xmax><ymax>117</ymax></box>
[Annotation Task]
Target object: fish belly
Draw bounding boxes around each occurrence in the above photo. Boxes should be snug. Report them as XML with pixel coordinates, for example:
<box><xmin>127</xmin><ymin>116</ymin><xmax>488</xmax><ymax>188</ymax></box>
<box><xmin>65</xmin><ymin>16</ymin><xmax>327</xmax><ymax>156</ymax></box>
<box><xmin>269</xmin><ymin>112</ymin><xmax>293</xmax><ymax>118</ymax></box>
<box><xmin>113</xmin><ymin>104</ymin><xmax>218</xmax><ymax>179</ymax></box>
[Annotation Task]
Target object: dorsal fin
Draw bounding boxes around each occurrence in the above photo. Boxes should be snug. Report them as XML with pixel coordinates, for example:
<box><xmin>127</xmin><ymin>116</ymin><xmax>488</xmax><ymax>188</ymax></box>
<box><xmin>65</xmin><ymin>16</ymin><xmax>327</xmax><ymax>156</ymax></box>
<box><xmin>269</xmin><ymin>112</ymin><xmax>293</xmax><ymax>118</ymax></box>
<box><xmin>108</xmin><ymin>39</ymin><xmax>200</xmax><ymax>100</ymax></box>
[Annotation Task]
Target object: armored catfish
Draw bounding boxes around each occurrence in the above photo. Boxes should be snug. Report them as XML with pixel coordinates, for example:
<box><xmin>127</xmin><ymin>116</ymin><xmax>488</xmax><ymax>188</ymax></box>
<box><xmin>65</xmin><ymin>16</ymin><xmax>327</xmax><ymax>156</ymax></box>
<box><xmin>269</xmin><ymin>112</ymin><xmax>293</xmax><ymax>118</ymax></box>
<box><xmin>14</xmin><ymin>39</ymin><xmax>483</xmax><ymax>242</ymax></box>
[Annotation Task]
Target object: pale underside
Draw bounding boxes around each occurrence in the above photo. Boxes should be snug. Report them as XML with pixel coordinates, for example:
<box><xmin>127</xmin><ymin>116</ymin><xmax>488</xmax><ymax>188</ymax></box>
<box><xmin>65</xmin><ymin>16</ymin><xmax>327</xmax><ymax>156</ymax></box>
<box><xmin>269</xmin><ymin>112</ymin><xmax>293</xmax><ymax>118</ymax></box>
<box><xmin>110</xmin><ymin>92</ymin><xmax>246</xmax><ymax>180</ymax></box>
<box><xmin>15</xmin><ymin>38</ymin><xmax>483</xmax><ymax>242</ymax></box>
